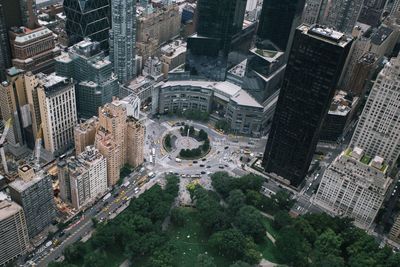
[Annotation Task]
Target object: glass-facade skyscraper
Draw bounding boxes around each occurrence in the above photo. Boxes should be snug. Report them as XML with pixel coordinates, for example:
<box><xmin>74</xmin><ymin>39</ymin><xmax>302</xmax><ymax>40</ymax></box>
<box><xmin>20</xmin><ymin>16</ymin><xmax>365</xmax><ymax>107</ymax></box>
<box><xmin>257</xmin><ymin>0</ymin><xmax>305</xmax><ymax>51</ymax></box>
<box><xmin>185</xmin><ymin>0</ymin><xmax>247</xmax><ymax>81</ymax></box>
<box><xmin>55</xmin><ymin>39</ymin><xmax>119</xmax><ymax>118</ymax></box>
<box><xmin>64</xmin><ymin>0</ymin><xmax>111</xmax><ymax>52</ymax></box>
<box><xmin>110</xmin><ymin>0</ymin><xmax>136</xmax><ymax>84</ymax></box>
<box><xmin>262</xmin><ymin>25</ymin><xmax>353</xmax><ymax>187</ymax></box>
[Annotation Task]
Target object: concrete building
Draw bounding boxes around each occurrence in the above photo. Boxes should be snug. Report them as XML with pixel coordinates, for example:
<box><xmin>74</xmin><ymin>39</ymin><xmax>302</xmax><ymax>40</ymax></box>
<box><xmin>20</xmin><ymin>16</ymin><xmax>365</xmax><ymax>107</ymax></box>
<box><xmin>37</xmin><ymin>74</ymin><xmax>77</xmax><ymax>155</ymax></box>
<box><xmin>322</xmin><ymin>0</ymin><xmax>364</xmax><ymax>34</ymax></box>
<box><xmin>369</xmin><ymin>26</ymin><xmax>397</xmax><ymax>58</ymax></box>
<box><xmin>9</xmin><ymin>164</ymin><xmax>56</xmax><ymax>237</ymax></box>
<box><xmin>153</xmin><ymin>80</ymin><xmax>265</xmax><ymax>135</ymax></box>
<box><xmin>346</xmin><ymin>52</ymin><xmax>379</xmax><ymax>96</ymax></box>
<box><xmin>302</xmin><ymin>0</ymin><xmax>323</xmax><ymax>24</ymax></box>
<box><xmin>319</xmin><ymin>90</ymin><xmax>359</xmax><ymax>143</ymax></box>
<box><xmin>58</xmin><ymin>146</ymin><xmax>107</xmax><ymax>209</ymax></box>
<box><xmin>74</xmin><ymin>117</ymin><xmax>98</xmax><ymax>155</ymax></box>
<box><xmin>143</xmin><ymin>56</ymin><xmax>163</xmax><ymax>81</ymax></box>
<box><xmin>127</xmin><ymin>117</ymin><xmax>145</xmax><ymax>168</ymax></box>
<box><xmin>0</xmin><ymin>199</ymin><xmax>29</xmax><ymax>266</ymax></box>
<box><xmin>160</xmin><ymin>40</ymin><xmax>187</xmax><ymax>79</ymax></box>
<box><xmin>95</xmin><ymin>130</ymin><xmax>120</xmax><ymax>187</ymax></box>
<box><xmin>55</xmin><ymin>39</ymin><xmax>119</xmax><ymax>118</ymax></box>
<box><xmin>315</xmin><ymin>148</ymin><xmax>392</xmax><ymax>229</ymax></box>
<box><xmin>350</xmin><ymin>55</ymin><xmax>400</xmax><ymax>167</ymax></box>
<box><xmin>110</xmin><ymin>0</ymin><xmax>136</xmax><ymax>83</ymax></box>
<box><xmin>9</xmin><ymin>26</ymin><xmax>60</xmax><ymax>74</ymax></box>
<box><xmin>389</xmin><ymin>213</ymin><xmax>400</xmax><ymax>243</ymax></box>
<box><xmin>136</xmin><ymin>4</ymin><xmax>180</xmax><ymax>45</ymax></box>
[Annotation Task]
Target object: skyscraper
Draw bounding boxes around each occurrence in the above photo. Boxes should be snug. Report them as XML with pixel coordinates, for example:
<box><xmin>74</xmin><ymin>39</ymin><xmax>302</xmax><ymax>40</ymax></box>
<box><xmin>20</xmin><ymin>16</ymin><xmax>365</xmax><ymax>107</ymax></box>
<box><xmin>323</xmin><ymin>0</ymin><xmax>363</xmax><ymax>34</ymax></box>
<box><xmin>262</xmin><ymin>25</ymin><xmax>352</xmax><ymax>187</ymax></box>
<box><xmin>110</xmin><ymin>0</ymin><xmax>136</xmax><ymax>83</ymax></box>
<box><xmin>63</xmin><ymin>0</ymin><xmax>111</xmax><ymax>52</ymax></box>
<box><xmin>350</xmin><ymin>55</ymin><xmax>400</xmax><ymax>166</ymax></box>
<box><xmin>185</xmin><ymin>0</ymin><xmax>247</xmax><ymax>81</ymax></box>
<box><xmin>257</xmin><ymin>0</ymin><xmax>305</xmax><ymax>51</ymax></box>
<box><xmin>55</xmin><ymin>39</ymin><xmax>119</xmax><ymax>118</ymax></box>
<box><xmin>0</xmin><ymin>4</ymin><xmax>12</xmax><ymax>81</ymax></box>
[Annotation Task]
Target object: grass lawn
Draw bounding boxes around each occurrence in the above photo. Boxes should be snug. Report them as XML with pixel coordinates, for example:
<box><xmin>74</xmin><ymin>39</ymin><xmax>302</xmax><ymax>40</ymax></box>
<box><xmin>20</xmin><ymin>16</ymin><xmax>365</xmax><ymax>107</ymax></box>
<box><xmin>256</xmin><ymin>218</ymin><xmax>284</xmax><ymax>264</ymax></box>
<box><xmin>167</xmin><ymin>208</ymin><xmax>232</xmax><ymax>267</ymax></box>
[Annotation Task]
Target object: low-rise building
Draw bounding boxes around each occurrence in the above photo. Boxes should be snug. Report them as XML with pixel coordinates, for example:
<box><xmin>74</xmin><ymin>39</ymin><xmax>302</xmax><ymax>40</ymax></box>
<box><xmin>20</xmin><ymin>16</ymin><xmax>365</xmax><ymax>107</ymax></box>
<box><xmin>314</xmin><ymin>147</ymin><xmax>392</xmax><ymax>229</ymax></box>
<box><xmin>153</xmin><ymin>80</ymin><xmax>265</xmax><ymax>135</ymax></box>
<box><xmin>58</xmin><ymin>146</ymin><xmax>107</xmax><ymax>209</ymax></box>
<box><xmin>160</xmin><ymin>40</ymin><xmax>187</xmax><ymax>79</ymax></box>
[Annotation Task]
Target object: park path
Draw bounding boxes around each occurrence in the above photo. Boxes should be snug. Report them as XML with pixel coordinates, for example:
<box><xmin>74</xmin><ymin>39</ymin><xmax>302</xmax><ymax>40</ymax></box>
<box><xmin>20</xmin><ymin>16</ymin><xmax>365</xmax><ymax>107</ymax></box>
<box><xmin>259</xmin><ymin>259</ymin><xmax>279</xmax><ymax>267</ymax></box>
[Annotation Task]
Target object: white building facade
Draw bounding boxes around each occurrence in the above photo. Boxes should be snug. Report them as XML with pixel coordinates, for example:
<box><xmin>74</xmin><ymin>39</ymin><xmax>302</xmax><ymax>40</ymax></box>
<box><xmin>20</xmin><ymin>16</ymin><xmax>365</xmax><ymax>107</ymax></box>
<box><xmin>350</xmin><ymin>55</ymin><xmax>400</xmax><ymax>166</ymax></box>
<box><xmin>314</xmin><ymin>147</ymin><xmax>392</xmax><ymax>229</ymax></box>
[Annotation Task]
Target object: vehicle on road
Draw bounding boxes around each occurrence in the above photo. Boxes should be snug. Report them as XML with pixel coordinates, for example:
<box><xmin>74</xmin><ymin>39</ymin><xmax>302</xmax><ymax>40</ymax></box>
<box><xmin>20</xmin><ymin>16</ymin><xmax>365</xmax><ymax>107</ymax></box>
<box><xmin>219</xmin><ymin>165</ymin><xmax>224</xmax><ymax>169</ymax></box>
<box><xmin>175</xmin><ymin>158</ymin><xmax>182</xmax><ymax>163</ymax></box>
<box><xmin>103</xmin><ymin>193</ymin><xmax>112</xmax><ymax>201</ymax></box>
<box><xmin>122</xmin><ymin>181</ymin><xmax>130</xmax><ymax>187</ymax></box>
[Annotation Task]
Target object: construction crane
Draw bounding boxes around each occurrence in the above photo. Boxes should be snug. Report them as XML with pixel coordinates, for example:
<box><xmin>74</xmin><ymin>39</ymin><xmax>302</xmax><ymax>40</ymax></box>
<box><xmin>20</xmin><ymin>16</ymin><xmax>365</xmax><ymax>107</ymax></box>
<box><xmin>34</xmin><ymin>125</ymin><xmax>43</xmax><ymax>171</ymax></box>
<box><xmin>0</xmin><ymin>119</ymin><xmax>12</xmax><ymax>174</ymax></box>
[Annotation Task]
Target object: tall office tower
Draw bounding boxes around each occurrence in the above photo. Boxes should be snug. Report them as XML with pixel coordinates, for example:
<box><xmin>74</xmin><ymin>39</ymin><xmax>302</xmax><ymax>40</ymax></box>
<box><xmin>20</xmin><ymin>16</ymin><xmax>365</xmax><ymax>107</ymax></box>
<box><xmin>0</xmin><ymin>200</ymin><xmax>29</xmax><ymax>266</ymax></box>
<box><xmin>350</xmin><ymin>55</ymin><xmax>400</xmax><ymax>166</ymax></box>
<box><xmin>126</xmin><ymin>117</ymin><xmax>145</xmax><ymax>168</ymax></box>
<box><xmin>55</xmin><ymin>39</ymin><xmax>119</xmax><ymax>118</ymax></box>
<box><xmin>0</xmin><ymin>4</ymin><xmax>12</xmax><ymax>81</ymax></box>
<box><xmin>9</xmin><ymin>26</ymin><xmax>60</xmax><ymax>74</ymax></box>
<box><xmin>58</xmin><ymin>146</ymin><xmax>107</xmax><ymax>209</ymax></box>
<box><xmin>257</xmin><ymin>0</ymin><xmax>305</xmax><ymax>51</ymax></box>
<box><xmin>37</xmin><ymin>74</ymin><xmax>77</xmax><ymax>155</ymax></box>
<box><xmin>315</xmin><ymin>148</ymin><xmax>392</xmax><ymax>229</ymax></box>
<box><xmin>391</xmin><ymin>0</ymin><xmax>400</xmax><ymax>15</ymax></box>
<box><xmin>19</xmin><ymin>0</ymin><xmax>37</xmax><ymax>29</ymax></box>
<box><xmin>302</xmin><ymin>0</ymin><xmax>323</xmax><ymax>24</ymax></box>
<box><xmin>358</xmin><ymin>0</ymin><xmax>386</xmax><ymax>27</ymax></box>
<box><xmin>346</xmin><ymin>52</ymin><xmax>378</xmax><ymax>96</ymax></box>
<box><xmin>24</xmin><ymin>72</ymin><xmax>42</xmax><ymax>141</ymax></box>
<box><xmin>9</xmin><ymin>165</ymin><xmax>56</xmax><ymax>238</ymax></box>
<box><xmin>110</xmin><ymin>0</ymin><xmax>136</xmax><ymax>84</ymax></box>
<box><xmin>74</xmin><ymin>117</ymin><xmax>99</xmax><ymax>155</ymax></box>
<box><xmin>63</xmin><ymin>0</ymin><xmax>111</xmax><ymax>52</ymax></box>
<box><xmin>262</xmin><ymin>25</ymin><xmax>352</xmax><ymax>187</ymax></box>
<box><xmin>185</xmin><ymin>0</ymin><xmax>247</xmax><ymax>81</ymax></box>
<box><xmin>0</xmin><ymin>67</ymin><xmax>36</xmax><ymax>149</ymax></box>
<box><xmin>323</xmin><ymin>0</ymin><xmax>363</xmax><ymax>34</ymax></box>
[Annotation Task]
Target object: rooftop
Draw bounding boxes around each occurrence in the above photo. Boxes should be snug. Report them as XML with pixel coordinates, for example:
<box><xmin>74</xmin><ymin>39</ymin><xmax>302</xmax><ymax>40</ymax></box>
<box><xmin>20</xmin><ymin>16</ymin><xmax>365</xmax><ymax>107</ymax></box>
<box><xmin>0</xmin><ymin>200</ymin><xmax>23</xmax><ymax>221</ymax></box>
<box><xmin>328</xmin><ymin>90</ymin><xmax>358</xmax><ymax>116</ymax></box>
<box><xmin>371</xmin><ymin>26</ymin><xmax>393</xmax><ymax>45</ymax></box>
<box><xmin>300</xmin><ymin>24</ymin><xmax>352</xmax><ymax>47</ymax></box>
<box><xmin>14</xmin><ymin>27</ymin><xmax>53</xmax><ymax>43</ymax></box>
<box><xmin>9</xmin><ymin>173</ymin><xmax>48</xmax><ymax>193</ymax></box>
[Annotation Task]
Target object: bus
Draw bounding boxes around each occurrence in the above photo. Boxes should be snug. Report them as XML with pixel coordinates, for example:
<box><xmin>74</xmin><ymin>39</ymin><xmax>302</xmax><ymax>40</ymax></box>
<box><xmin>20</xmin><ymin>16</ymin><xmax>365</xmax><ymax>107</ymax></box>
<box><xmin>138</xmin><ymin>176</ymin><xmax>149</xmax><ymax>187</ymax></box>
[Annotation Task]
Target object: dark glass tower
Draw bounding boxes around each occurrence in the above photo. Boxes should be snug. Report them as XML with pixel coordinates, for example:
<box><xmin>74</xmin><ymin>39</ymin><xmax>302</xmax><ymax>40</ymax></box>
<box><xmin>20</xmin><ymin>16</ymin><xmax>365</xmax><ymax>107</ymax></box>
<box><xmin>64</xmin><ymin>0</ymin><xmax>111</xmax><ymax>52</ymax></box>
<box><xmin>0</xmin><ymin>4</ymin><xmax>12</xmax><ymax>81</ymax></box>
<box><xmin>185</xmin><ymin>0</ymin><xmax>247</xmax><ymax>81</ymax></box>
<box><xmin>257</xmin><ymin>0</ymin><xmax>305</xmax><ymax>51</ymax></box>
<box><xmin>262</xmin><ymin>25</ymin><xmax>353</xmax><ymax>187</ymax></box>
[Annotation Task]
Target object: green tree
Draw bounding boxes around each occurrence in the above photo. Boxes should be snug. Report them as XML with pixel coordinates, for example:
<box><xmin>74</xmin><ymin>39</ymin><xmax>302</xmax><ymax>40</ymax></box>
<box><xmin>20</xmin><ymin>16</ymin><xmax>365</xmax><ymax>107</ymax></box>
<box><xmin>234</xmin><ymin>205</ymin><xmax>266</xmax><ymax>243</ymax></box>
<box><xmin>165</xmin><ymin>134</ymin><xmax>172</xmax><ymax>149</ymax></box>
<box><xmin>83</xmin><ymin>251</ymin><xmax>107</xmax><ymax>267</ymax></box>
<box><xmin>198</xmin><ymin>129</ymin><xmax>208</xmax><ymax>141</ymax></box>
<box><xmin>148</xmin><ymin>243</ymin><xmax>176</xmax><ymax>267</ymax></box>
<box><xmin>189</xmin><ymin>126</ymin><xmax>195</xmax><ymax>136</ymax></box>
<box><xmin>312</xmin><ymin>229</ymin><xmax>344</xmax><ymax>267</ymax></box>
<box><xmin>202</xmin><ymin>138</ymin><xmax>210</xmax><ymax>152</ymax></box>
<box><xmin>211</xmin><ymin>172</ymin><xmax>233</xmax><ymax>198</ymax></box>
<box><xmin>272</xmin><ymin>211</ymin><xmax>293</xmax><ymax>230</ymax></box>
<box><xmin>271</xmin><ymin>190</ymin><xmax>295</xmax><ymax>211</ymax></box>
<box><xmin>209</xmin><ymin>228</ymin><xmax>246</xmax><ymax>259</ymax></box>
<box><xmin>196</xmin><ymin>253</ymin><xmax>216</xmax><ymax>267</ymax></box>
<box><xmin>171</xmin><ymin>208</ymin><xmax>189</xmax><ymax>226</ymax></box>
<box><xmin>227</xmin><ymin>189</ymin><xmax>246</xmax><ymax>216</ymax></box>
<box><xmin>64</xmin><ymin>242</ymin><xmax>86</xmax><ymax>263</ymax></box>
<box><xmin>275</xmin><ymin>227</ymin><xmax>311</xmax><ymax>267</ymax></box>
